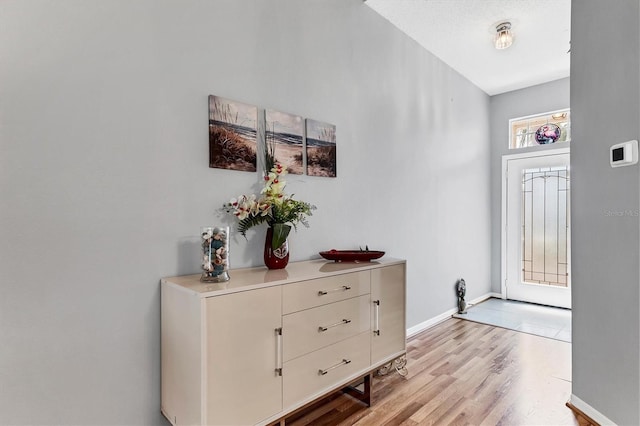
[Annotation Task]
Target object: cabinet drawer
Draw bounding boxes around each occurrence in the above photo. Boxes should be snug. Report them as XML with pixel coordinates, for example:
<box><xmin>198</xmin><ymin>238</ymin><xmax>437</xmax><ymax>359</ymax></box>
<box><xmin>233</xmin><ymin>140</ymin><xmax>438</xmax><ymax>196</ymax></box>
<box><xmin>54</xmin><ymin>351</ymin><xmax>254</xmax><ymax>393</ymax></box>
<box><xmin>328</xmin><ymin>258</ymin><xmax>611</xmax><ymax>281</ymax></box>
<box><xmin>283</xmin><ymin>331</ymin><xmax>370</xmax><ymax>408</ymax></box>
<box><xmin>283</xmin><ymin>294</ymin><xmax>370</xmax><ymax>362</ymax></box>
<box><xmin>282</xmin><ymin>271</ymin><xmax>370</xmax><ymax>314</ymax></box>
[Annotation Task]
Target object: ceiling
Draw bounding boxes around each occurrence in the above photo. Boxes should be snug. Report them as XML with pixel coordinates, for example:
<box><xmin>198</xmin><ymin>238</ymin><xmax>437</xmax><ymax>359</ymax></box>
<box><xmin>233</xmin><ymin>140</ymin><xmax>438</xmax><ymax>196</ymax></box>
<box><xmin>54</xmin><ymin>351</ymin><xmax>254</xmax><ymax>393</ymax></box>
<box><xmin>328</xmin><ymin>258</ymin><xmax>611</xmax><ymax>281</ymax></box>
<box><xmin>365</xmin><ymin>0</ymin><xmax>571</xmax><ymax>96</ymax></box>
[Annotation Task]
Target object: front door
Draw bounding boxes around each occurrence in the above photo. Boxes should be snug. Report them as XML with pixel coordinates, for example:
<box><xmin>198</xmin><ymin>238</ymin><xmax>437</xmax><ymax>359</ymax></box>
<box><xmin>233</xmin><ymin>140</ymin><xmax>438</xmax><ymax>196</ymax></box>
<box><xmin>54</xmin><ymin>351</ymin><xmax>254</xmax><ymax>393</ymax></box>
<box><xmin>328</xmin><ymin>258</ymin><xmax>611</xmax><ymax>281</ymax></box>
<box><xmin>503</xmin><ymin>150</ymin><xmax>571</xmax><ymax>308</ymax></box>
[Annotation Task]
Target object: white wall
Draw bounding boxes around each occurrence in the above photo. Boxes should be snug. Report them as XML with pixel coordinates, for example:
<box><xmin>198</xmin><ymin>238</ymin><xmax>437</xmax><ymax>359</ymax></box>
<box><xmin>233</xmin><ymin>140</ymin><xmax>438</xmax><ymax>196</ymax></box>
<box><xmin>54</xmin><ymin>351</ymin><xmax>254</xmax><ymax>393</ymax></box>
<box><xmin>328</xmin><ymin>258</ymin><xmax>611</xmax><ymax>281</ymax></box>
<box><xmin>489</xmin><ymin>78</ymin><xmax>570</xmax><ymax>293</ymax></box>
<box><xmin>571</xmin><ymin>0</ymin><xmax>640</xmax><ymax>424</ymax></box>
<box><xmin>0</xmin><ymin>1</ymin><xmax>491</xmax><ymax>424</ymax></box>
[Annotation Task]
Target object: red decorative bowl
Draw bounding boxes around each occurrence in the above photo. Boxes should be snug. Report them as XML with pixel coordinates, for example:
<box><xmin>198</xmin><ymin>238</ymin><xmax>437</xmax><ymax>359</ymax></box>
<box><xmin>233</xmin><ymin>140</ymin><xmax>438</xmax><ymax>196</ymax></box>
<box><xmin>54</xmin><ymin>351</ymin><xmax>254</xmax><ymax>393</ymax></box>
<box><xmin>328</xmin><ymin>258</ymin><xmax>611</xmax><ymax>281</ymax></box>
<box><xmin>319</xmin><ymin>250</ymin><xmax>385</xmax><ymax>262</ymax></box>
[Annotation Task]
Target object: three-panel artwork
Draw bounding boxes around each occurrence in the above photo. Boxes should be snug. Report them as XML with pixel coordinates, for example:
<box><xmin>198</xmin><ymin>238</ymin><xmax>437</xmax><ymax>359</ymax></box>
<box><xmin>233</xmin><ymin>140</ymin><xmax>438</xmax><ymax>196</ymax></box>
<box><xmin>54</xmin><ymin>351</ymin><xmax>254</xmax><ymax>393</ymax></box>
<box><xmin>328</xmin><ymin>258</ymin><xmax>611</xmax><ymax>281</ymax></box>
<box><xmin>208</xmin><ymin>95</ymin><xmax>337</xmax><ymax>177</ymax></box>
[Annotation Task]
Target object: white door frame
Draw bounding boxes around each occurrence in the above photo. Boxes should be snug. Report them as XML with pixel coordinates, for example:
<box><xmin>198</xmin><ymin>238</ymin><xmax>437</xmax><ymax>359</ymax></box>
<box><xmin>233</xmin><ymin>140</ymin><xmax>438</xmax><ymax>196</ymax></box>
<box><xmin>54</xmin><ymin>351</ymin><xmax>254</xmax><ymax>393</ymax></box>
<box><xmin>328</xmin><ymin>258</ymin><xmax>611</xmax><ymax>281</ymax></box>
<box><xmin>500</xmin><ymin>147</ymin><xmax>571</xmax><ymax>299</ymax></box>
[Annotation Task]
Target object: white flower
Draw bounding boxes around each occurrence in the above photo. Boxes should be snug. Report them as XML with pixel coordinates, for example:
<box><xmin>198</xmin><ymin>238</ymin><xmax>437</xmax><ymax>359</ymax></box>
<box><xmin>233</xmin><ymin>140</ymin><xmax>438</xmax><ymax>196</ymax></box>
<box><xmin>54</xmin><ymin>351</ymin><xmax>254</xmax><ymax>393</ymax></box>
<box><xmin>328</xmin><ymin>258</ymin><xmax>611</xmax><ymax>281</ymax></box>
<box><xmin>235</xmin><ymin>208</ymin><xmax>250</xmax><ymax>220</ymax></box>
<box><xmin>270</xmin><ymin>181</ymin><xmax>286</xmax><ymax>194</ymax></box>
<box><xmin>223</xmin><ymin>162</ymin><xmax>314</xmax><ymax>239</ymax></box>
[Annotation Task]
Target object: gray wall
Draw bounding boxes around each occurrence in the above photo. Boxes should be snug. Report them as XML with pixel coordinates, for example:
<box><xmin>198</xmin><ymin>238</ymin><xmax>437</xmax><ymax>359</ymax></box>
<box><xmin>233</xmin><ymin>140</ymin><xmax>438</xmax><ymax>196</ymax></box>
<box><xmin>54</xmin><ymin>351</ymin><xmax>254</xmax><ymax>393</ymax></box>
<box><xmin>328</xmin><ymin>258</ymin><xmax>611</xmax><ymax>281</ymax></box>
<box><xmin>0</xmin><ymin>1</ymin><xmax>491</xmax><ymax>424</ymax></box>
<box><xmin>489</xmin><ymin>78</ymin><xmax>570</xmax><ymax>293</ymax></box>
<box><xmin>571</xmin><ymin>0</ymin><xmax>640</xmax><ymax>424</ymax></box>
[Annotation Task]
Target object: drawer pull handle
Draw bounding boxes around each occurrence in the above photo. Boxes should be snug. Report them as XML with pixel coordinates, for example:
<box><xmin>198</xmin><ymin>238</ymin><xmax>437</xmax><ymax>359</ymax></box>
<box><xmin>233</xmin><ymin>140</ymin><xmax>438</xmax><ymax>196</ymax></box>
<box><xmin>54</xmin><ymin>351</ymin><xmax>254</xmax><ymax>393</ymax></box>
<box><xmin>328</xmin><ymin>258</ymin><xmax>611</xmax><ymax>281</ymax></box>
<box><xmin>318</xmin><ymin>359</ymin><xmax>351</xmax><ymax>376</ymax></box>
<box><xmin>318</xmin><ymin>319</ymin><xmax>351</xmax><ymax>332</ymax></box>
<box><xmin>318</xmin><ymin>285</ymin><xmax>351</xmax><ymax>296</ymax></box>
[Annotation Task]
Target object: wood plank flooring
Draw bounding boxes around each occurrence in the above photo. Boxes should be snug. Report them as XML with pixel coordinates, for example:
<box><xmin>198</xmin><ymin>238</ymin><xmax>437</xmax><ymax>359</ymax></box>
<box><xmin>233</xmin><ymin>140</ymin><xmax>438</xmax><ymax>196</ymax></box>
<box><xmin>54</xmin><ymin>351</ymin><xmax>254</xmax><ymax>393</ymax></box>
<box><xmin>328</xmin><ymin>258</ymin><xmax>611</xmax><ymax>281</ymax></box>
<box><xmin>289</xmin><ymin>318</ymin><xmax>595</xmax><ymax>426</ymax></box>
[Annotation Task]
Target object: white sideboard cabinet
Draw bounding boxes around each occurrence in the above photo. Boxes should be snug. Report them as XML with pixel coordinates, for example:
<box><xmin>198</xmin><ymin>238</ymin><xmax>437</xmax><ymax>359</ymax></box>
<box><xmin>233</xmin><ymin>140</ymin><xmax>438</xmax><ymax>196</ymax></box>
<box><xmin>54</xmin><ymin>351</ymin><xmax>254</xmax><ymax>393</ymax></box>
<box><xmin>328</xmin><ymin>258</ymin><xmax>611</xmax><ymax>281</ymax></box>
<box><xmin>161</xmin><ymin>258</ymin><xmax>406</xmax><ymax>426</ymax></box>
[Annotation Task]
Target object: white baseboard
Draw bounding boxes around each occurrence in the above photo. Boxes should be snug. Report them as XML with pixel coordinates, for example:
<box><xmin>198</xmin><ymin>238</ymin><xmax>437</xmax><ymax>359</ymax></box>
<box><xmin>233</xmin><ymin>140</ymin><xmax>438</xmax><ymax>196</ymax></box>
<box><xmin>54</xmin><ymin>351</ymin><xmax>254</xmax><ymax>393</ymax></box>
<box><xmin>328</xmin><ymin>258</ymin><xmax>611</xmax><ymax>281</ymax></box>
<box><xmin>468</xmin><ymin>292</ymin><xmax>503</xmax><ymax>306</ymax></box>
<box><xmin>406</xmin><ymin>292</ymin><xmax>501</xmax><ymax>338</ymax></box>
<box><xmin>569</xmin><ymin>394</ymin><xmax>617</xmax><ymax>425</ymax></box>
<box><xmin>406</xmin><ymin>307</ymin><xmax>457</xmax><ymax>338</ymax></box>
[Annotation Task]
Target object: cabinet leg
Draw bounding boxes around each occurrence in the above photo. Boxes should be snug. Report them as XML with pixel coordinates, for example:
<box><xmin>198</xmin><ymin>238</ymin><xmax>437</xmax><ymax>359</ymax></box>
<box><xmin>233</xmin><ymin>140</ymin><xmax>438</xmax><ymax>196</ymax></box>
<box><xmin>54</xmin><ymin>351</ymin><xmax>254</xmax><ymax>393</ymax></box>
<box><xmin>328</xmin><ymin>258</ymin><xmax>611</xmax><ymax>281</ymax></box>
<box><xmin>342</xmin><ymin>373</ymin><xmax>372</xmax><ymax>407</ymax></box>
<box><xmin>270</xmin><ymin>373</ymin><xmax>374</xmax><ymax>425</ymax></box>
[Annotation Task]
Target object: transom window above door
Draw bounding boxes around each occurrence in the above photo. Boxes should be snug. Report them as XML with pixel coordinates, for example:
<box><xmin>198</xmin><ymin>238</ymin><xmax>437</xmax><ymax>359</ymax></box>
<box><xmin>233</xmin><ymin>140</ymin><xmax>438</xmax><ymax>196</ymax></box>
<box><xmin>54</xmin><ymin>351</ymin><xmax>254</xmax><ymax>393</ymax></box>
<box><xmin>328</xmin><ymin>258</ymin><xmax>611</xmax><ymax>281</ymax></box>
<box><xmin>509</xmin><ymin>109</ymin><xmax>571</xmax><ymax>149</ymax></box>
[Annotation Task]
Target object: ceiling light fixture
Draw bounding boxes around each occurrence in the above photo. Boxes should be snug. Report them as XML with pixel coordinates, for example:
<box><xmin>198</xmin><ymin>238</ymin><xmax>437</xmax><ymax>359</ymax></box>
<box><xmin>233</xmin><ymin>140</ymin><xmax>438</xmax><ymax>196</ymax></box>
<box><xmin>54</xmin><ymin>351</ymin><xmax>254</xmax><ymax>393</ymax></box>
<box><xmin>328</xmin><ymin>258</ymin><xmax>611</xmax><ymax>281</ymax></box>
<box><xmin>494</xmin><ymin>22</ymin><xmax>513</xmax><ymax>50</ymax></box>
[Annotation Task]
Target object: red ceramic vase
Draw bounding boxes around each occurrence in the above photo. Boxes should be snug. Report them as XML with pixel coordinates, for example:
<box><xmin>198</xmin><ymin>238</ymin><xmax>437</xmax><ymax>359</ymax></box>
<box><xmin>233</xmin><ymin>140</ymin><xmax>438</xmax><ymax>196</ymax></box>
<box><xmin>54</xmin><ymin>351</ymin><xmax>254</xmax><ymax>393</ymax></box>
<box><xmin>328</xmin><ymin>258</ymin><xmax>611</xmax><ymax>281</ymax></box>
<box><xmin>264</xmin><ymin>227</ymin><xmax>289</xmax><ymax>269</ymax></box>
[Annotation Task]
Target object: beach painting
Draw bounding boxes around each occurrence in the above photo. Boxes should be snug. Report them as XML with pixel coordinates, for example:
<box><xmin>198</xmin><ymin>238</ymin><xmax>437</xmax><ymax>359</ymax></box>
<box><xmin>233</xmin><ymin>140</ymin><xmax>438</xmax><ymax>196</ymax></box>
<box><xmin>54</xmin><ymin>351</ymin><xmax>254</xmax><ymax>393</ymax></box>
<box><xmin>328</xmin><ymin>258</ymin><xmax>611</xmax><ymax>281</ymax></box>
<box><xmin>265</xmin><ymin>109</ymin><xmax>304</xmax><ymax>175</ymax></box>
<box><xmin>209</xmin><ymin>95</ymin><xmax>257</xmax><ymax>172</ymax></box>
<box><xmin>306</xmin><ymin>119</ymin><xmax>336</xmax><ymax>177</ymax></box>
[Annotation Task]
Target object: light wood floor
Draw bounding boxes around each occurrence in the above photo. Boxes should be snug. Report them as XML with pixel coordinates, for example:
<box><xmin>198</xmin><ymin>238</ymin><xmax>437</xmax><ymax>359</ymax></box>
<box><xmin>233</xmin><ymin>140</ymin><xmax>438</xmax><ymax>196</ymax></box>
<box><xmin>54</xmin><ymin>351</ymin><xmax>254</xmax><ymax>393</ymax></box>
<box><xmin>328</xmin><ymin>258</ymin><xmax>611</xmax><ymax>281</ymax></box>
<box><xmin>289</xmin><ymin>318</ymin><xmax>595</xmax><ymax>426</ymax></box>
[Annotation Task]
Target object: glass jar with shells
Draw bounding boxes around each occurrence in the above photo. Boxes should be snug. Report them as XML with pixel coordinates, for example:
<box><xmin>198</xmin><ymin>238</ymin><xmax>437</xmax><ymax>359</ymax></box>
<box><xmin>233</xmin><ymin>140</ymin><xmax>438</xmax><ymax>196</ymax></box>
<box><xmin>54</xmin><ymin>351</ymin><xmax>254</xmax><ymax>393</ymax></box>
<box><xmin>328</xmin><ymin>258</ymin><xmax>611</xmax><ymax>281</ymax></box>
<box><xmin>200</xmin><ymin>226</ymin><xmax>230</xmax><ymax>282</ymax></box>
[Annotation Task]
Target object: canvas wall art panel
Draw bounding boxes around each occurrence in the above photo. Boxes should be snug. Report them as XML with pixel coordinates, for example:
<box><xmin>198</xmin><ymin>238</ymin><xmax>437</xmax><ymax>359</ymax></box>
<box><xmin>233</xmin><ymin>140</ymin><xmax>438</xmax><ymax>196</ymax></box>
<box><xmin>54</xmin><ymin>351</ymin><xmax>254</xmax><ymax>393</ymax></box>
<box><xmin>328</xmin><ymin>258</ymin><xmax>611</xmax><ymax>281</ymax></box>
<box><xmin>209</xmin><ymin>95</ymin><xmax>257</xmax><ymax>172</ymax></box>
<box><xmin>265</xmin><ymin>109</ymin><xmax>304</xmax><ymax>175</ymax></box>
<box><xmin>306</xmin><ymin>119</ymin><xmax>336</xmax><ymax>177</ymax></box>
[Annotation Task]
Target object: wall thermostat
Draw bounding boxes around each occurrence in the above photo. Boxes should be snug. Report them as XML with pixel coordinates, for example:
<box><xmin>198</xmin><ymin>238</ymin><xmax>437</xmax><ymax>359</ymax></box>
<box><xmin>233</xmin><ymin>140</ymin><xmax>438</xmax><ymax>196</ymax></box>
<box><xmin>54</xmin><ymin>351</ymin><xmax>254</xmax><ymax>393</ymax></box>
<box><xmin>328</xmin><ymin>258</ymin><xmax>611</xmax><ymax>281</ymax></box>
<box><xmin>610</xmin><ymin>140</ymin><xmax>638</xmax><ymax>168</ymax></box>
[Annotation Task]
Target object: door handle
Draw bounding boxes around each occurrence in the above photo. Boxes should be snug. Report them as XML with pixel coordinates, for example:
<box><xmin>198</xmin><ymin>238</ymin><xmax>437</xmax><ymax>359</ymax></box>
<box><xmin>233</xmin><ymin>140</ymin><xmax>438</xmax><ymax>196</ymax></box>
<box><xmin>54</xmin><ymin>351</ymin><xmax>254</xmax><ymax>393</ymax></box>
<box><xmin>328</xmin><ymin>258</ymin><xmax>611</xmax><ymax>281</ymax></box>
<box><xmin>275</xmin><ymin>327</ymin><xmax>282</xmax><ymax>376</ymax></box>
<box><xmin>373</xmin><ymin>300</ymin><xmax>380</xmax><ymax>336</ymax></box>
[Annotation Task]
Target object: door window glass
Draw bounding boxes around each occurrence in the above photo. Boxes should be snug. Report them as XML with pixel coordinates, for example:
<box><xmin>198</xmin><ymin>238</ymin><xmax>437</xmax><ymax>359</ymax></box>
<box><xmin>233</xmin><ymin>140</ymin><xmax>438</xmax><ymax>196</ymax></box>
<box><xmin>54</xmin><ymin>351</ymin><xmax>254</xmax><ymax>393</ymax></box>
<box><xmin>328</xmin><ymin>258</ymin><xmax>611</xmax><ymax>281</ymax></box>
<box><xmin>521</xmin><ymin>166</ymin><xmax>570</xmax><ymax>287</ymax></box>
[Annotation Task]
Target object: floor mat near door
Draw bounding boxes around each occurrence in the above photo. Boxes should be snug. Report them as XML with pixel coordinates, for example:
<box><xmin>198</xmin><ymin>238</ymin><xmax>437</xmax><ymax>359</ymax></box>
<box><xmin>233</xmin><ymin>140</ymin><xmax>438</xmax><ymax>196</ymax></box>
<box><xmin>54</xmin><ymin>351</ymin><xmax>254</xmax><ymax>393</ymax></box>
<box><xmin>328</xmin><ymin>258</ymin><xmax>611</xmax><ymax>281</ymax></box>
<box><xmin>452</xmin><ymin>297</ymin><xmax>571</xmax><ymax>343</ymax></box>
